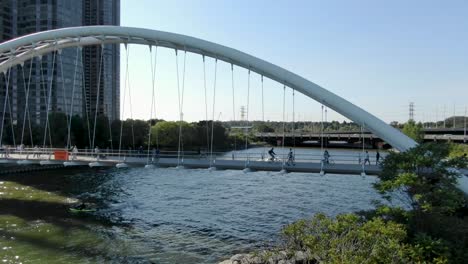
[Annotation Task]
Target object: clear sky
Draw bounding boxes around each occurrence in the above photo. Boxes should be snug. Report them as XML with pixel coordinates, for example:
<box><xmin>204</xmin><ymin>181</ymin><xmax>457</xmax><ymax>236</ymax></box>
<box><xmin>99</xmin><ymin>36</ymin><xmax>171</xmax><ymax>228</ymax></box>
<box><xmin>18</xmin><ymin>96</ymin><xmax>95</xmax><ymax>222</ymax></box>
<box><xmin>119</xmin><ymin>0</ymin><xmax>468</xmax><ymax>123</ymax></box>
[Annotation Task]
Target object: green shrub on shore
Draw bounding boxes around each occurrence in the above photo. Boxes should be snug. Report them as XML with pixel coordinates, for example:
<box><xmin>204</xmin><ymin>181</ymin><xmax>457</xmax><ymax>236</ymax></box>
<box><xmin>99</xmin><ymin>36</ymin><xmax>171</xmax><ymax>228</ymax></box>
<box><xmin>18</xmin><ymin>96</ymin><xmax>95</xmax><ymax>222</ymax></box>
<box><xmin>281</xmin><ymin>212</ymin><xmax>456</xmax><ymax>263</ymax></box>
<box><xmin>282</xmin><ymin>213</ymin><xmax>409</xmax><ymax>263</ymax></box>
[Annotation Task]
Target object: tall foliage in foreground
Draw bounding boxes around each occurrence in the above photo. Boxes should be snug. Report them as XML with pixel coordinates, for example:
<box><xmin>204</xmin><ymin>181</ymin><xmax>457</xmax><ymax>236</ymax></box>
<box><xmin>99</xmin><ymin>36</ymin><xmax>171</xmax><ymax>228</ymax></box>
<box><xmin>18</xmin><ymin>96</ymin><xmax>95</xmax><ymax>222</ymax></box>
<box><xmin>377</xmin><ymin>142</ymin><xmax>467</xmax><ymax>214</ymax></box>
<box><xmin>280</xmin><ymin>143</ymin><xmax>468</xmax><ymax>263</ymax></box>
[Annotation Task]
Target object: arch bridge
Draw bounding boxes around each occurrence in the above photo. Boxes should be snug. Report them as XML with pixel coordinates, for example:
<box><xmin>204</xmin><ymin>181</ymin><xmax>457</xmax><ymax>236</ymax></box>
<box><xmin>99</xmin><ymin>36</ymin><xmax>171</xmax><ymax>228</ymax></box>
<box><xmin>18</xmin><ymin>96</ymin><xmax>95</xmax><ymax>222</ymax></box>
<box><xmin>0</xmin><ymin>26</ymin><xmax>417</xmax><ymax>175</ymax></box>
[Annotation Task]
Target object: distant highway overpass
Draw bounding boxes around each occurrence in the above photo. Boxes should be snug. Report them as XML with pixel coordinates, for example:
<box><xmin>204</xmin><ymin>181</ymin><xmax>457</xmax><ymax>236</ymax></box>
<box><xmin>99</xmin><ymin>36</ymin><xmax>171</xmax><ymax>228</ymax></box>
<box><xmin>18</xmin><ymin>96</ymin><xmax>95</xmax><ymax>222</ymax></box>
<box><xmin>252</xmin><ymin>128</ymin><xmax>467</xmax><ymax>149</ymax></box>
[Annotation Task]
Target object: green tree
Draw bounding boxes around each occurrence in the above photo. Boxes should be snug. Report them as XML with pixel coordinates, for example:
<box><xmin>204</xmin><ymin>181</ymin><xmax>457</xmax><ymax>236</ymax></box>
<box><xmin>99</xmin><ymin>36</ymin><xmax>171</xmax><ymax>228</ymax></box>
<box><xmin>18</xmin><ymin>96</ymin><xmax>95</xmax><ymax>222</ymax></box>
<box><xmin>205</xmin><ymin>121</ymin><xmax>228</xmax><ymax>149</ymax></box>
<box><xmin>2</xmin><ymin>123</ymin><xmax>17</xmax><ymax>146</ymax></box>
<box><xmin>376</xmin><ymin>143</ymin><xmax>468</xmax><ymax>262</ymax></box>
<box><xmin>150</xmin><ymin>121</ymin><xmax>193</xmax><ymax>148</ymax></box>
<box><xmin>376</xmin><ymin>143</ymin><xmax>467</xmax><ymax>214</ymax></box>
<box><xmin>402</xmin><ymin>120</ymin><xmax>424</xmax><ymax>143</ymax></box>
<box><xmin>131</xmin><ymin>120</ymin><xmax>150</xmax><ymax>148</ymax></box>
<box><xmin>70</xmin><ymin>115</ymin><xmax>88</xmax><ymax>148</ymax></box>
<box><xmin>90</xmin><ymin>115</ymin><xmax>111</xmax><ymax>148</ymax></box>
<box><xmin>19</xmin><ymin>121</ymin><xmax>42</xmax><ymax>147</ymax></box>
<box><xmin>253</xmin><ymin>122</ymin><xmax>275</xmax><ymax>133</ymax></box>
<box><xmin>48</xmin><ymin>112</ymin><xmax>68</xmax><ymax>147</ymax></box>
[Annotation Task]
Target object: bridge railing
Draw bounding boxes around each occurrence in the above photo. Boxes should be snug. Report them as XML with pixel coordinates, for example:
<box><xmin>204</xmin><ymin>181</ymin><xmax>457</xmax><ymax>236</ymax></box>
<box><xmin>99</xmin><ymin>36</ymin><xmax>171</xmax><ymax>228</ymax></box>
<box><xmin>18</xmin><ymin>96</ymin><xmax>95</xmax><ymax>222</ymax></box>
<box><xmin>220</xmin><ymin>152</ymin><xmax>382</xmax><ymax>165</ymax></box>
<box><xmin>0</xmin><ymin>147</ymin><xmax>383</xmax><ymax>165</ymax></box>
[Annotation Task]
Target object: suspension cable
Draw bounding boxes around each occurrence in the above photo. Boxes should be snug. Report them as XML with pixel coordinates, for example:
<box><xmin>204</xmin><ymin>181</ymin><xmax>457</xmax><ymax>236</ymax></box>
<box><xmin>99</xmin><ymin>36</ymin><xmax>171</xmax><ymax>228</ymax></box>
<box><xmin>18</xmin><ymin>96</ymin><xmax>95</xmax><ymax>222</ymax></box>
<box><xmin>20</xmin><ymin>59</ymin><xmax>34</xmax><ymax>148</ymax></box>
<box><xmin>244</xmin><ymin>69</ymin><xmax>251</xmax><ymax>153</ymax></box>
<box><xmin>118</xmin><ymin>44</ymin><xmax>130</xmax><ymax>158</ymax></box>
<box><xmin>203</xmin><ymin>55</ymin><xmax>209</xmax><ymax>155</ymax></box>
<box><xmin>261</xmin><ymin>76</ymin><xmax>265</xmax><ymax>123</ymax></box>
<box><xmin>210</xmin><ymin>58</ymin><xmax>218</xmax><ymax>167</ymax></box>
<box><xmin>175</xmin><ymin>50</ymin><xmax>181</xmax><ymax>165</ymax></box>
<box><xmin>261</xmin><ymin>75</ymin><xmax>265</xmax><ymax>159</ymax></box>
<box><xmin>320</xmin><ymin>105</ymin><xmax>324</xmax><ymax>155</ymax></box>
<box><xmin>147</xmin><ymin>45</ymin><xmax>158</xmax><ymax>164</ymax></box>
<box><xmin>81</xmin><ymin>48</ymin><xmax>92</xmax><ymax>150</ymax></box>
<box><xmin>26</xmin><ymin>61</ymin><xmax>34</xmax><ymax>147</ymax></box>
<box><xmin>58</xmin><ymin>49</ymin><xmax>69</xmax><ymax>131</ymax></box>
<box><xmin>0</xmin><ymin>69</ymin><xmax>11</xmax><ymax>147</ymax></box>
<box><xmin>292</xmin><ymin>88</ymin><xmax>296</xmax><ymax>153</ymax></box>
<box><xmin>281</xmin><ymin>85</ymin><xmax>286</xmax><ymax>167</ymax></box>
<box><xmin>6</xmin><ymin>67</ymin><xmax>16</xmax><ymax>148</ymax></box>
<box><xmin>91</xmin><ymin>44</ymin><xmax>104</xmax><ymax>151</ymax></box>
<box><xmin>127</xmin><ymin>49</ymin><xmax>136</xmax><ymax>151</ymax></box>
<box><xmin>324</xmin><ymin>107</ymin><xmax>328</xmax><ymax>149</ymax></box>
<box><xmin>180</xmin><ymin>49</ymin><xmax>187</xmax><ymax>160</ymax></box>
<box><xmin>231</xmin><ymin>64</ymin><xmax>236</xmax><ymax>156</ymax></box>
<box><xmin>5</xmin><ymin>67</ymin><xmax>16</xmax><ymax>148</ymax></box>
<box><xmin>106</xmin><ymin>104</ymin><xmax>113</xmax><ymax>150</ymax></box>
<box><xmin>42</xmin><ymin>51</ymin><xmax>57</xmax><ymax>150</ymax></box>
<box><xmin>66</xmin><ymin>47</ymin><xmax>81</xmax><ymax>149</ymax></box>
<box><xmin>154</xmin><ymin>48</ymin><xmax>159</xmax><ymax>144</ymax></box>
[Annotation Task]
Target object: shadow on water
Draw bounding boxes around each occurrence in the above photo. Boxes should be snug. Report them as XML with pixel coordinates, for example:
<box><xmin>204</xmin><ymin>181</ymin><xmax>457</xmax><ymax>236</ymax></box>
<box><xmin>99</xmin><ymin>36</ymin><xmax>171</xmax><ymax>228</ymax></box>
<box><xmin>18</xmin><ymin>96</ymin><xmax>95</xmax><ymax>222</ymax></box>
<box><xmin>0</xmin><ymin>227</ymin><xmax>109</xmax><ymax>261</ymax></box>
<box><xmin>0</xmin><ymin>198</ymin><xmax>106</xmax><ymax>228</ymax></box>
<box><xmin>0</xmin><ymin>167</ymin><xmax>125</xmax><ymax>226</ymax></box>
<box><xmin>0</xmin><ymin>167</ymin><xmax>148</xmax><ymax>263</ymax></box>
<box><xmin>0</xmin><ymin>166</ymin><xmax>114</xmax><ymax>195</ymax></box>
<box><xmin>0</xmin><ymin>226</ymin><xmax>155</xmax><ymax>263</ymax></box>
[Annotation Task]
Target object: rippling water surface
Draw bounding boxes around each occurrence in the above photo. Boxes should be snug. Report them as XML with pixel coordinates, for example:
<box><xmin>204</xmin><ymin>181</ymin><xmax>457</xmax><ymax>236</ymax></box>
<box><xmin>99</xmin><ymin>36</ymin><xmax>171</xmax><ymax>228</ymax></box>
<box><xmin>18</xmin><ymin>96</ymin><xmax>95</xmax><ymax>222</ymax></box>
<box><xmin>0</xmin><ymin>149</ymin><xmax>385</xmax><ymax>263</ymax></box>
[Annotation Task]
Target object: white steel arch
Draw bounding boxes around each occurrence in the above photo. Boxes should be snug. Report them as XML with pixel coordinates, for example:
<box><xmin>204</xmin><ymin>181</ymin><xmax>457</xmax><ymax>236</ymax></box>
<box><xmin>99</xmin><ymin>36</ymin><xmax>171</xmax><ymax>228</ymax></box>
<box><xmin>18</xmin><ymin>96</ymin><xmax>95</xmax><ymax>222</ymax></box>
<box><xmin>0</xmin><ymin>26</ymin><xmax>417</xmax><ymax>151</ymax></box>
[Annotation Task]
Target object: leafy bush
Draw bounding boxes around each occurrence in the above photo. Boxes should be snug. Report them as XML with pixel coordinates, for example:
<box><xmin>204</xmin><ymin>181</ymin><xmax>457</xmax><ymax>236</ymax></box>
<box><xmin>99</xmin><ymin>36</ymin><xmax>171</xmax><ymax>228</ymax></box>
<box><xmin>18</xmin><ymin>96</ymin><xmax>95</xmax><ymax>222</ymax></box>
<box><xmin>281</xmin><ymin>213</ymin><xmax>456</xmax><ymax>263</ymax></box>
<box><xmin>376</xmin><ymin>143</ymin><xmax>467</xmax><ymax>214</ymax></box>
<box><xmin>282</xmin><ymin>213</ymin><xmax>408</xmax><ymax>263</ymax></box>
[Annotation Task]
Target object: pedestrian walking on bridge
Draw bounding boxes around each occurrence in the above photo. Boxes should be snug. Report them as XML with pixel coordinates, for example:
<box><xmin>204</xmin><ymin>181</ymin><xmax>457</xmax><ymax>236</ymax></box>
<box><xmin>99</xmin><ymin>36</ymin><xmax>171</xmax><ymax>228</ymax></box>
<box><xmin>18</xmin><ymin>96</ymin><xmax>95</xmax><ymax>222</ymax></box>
<box><xmin>364</xmin><ymin>150</ymin><xmax>370</xmax><ymax>165</ymax></box>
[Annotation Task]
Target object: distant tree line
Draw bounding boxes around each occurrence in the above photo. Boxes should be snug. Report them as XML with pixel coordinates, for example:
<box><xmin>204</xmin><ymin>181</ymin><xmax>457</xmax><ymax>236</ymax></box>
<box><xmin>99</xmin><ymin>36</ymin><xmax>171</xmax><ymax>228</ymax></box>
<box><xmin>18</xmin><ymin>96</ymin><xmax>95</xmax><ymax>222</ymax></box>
<box><xmin>4</xmin><ymin>115</ymin><xmax>461</xmax><ymax>150</ymax></box>
<box><xmin>0</xmin><ymin>113</ymin><xmax>235</xmax><ymax>151</ymax></box>
<box><xmin>223</xmin><ymin>120</ymin><xmax>362</xmax><ymax>134</ymax></box>
<box><xmin>391</xmin><ymin>116</ymin><xmax>467</xmax><ymax>129</ymax></box>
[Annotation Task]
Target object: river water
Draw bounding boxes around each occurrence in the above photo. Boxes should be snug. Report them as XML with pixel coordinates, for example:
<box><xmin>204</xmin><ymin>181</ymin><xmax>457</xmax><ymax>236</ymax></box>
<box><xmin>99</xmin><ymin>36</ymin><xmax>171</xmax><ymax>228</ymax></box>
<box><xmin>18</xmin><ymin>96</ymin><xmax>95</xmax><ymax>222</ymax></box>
<box><xmin>0</xmin><ymin>148</ymin><xmax>386</xmax><ymax>263</ymax></box>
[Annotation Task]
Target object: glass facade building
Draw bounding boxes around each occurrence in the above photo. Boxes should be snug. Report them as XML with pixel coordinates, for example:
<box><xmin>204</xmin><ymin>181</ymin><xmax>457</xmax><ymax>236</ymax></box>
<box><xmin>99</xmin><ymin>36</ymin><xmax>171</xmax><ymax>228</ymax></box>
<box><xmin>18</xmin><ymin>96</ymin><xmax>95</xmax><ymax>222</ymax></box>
<box><xmin>83</xmin><ymin>0</ymin><xmax>120</xmax><ymax>121</ymax></box>
<box><xmin>0</xmin><ymin>0</ymin><xmax>120</xmax><ymax>131</ymax></box>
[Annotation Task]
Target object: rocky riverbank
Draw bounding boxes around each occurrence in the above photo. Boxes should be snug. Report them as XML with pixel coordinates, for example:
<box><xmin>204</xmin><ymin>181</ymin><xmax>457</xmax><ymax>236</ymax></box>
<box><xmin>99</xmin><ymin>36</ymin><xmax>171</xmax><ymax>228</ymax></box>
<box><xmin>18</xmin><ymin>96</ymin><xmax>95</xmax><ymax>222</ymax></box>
<box><xmin>219</xmin><ymin>250</ymin><xmax>312</xmax><ymax>264</ymax></box>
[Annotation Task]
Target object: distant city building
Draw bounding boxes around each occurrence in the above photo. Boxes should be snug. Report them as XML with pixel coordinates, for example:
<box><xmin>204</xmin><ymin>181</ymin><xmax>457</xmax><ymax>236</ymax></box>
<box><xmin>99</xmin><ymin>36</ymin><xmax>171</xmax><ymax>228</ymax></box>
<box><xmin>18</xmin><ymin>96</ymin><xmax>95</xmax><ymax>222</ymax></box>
<box><xmin>83</xmin><ymin>0</ymin><xmax>120</xmax><ymax>121</ymax></box>
<box><xmin>0</xmin><ymin>0</ymin><xmax>120</xmax><ymax>129</ymax></box>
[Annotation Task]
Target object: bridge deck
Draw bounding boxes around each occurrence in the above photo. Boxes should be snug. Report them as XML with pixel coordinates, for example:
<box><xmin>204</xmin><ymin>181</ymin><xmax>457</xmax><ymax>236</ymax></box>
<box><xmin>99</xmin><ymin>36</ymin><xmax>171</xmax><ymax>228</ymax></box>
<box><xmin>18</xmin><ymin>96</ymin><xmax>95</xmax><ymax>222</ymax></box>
<box><xmin>0</xmin><ymin>153</ymin><xmax>381</xmax><ymax>175</ymax></box>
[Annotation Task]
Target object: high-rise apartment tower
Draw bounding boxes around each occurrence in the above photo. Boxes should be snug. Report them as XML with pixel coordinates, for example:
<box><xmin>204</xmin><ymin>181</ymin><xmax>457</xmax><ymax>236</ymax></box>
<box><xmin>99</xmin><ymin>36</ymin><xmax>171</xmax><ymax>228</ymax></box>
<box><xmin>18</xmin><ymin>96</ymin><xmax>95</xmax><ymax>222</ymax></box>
<box><xmin>0</xmin><ymin>0</ymin><xmax>120</xmax><ymax>130</ymax></box>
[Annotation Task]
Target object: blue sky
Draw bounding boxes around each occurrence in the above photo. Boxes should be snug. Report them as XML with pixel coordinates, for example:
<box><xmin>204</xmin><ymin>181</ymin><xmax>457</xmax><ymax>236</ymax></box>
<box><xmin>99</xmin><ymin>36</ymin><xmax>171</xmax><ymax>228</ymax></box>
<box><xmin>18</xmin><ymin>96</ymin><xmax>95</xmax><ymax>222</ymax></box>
<box><xmin>119</xmin><ymin>0</ymin><xmax>468</xmax><ymax>123</ymax></box>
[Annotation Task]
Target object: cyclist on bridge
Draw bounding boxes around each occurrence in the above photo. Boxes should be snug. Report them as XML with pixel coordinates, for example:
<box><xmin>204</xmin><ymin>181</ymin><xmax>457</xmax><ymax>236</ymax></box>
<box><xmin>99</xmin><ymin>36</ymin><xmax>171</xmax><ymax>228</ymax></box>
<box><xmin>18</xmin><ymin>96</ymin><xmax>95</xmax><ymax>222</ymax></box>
<box><xmin>268</xmin><ymin>148</ymin><xmax>276</xmax><ymax>161</ymax></box>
